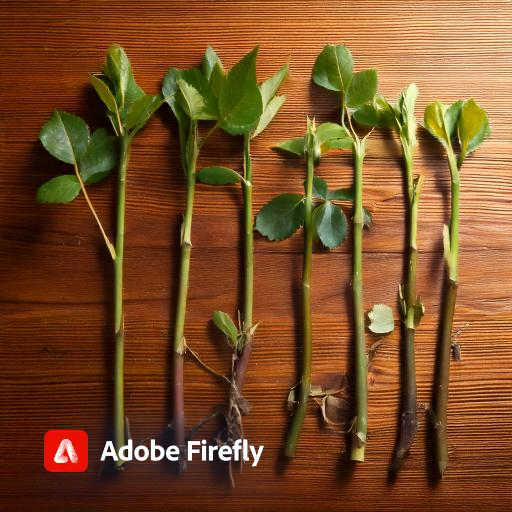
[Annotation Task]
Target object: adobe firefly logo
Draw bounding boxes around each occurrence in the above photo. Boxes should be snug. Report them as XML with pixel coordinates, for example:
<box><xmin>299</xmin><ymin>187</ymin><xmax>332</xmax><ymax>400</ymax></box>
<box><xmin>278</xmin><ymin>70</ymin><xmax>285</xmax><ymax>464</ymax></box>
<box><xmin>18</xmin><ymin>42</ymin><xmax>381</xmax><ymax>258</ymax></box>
<box><xmin>44</xmin><ymin>430</ymin><xmax>88</xmax><ymax>472</ymax></box>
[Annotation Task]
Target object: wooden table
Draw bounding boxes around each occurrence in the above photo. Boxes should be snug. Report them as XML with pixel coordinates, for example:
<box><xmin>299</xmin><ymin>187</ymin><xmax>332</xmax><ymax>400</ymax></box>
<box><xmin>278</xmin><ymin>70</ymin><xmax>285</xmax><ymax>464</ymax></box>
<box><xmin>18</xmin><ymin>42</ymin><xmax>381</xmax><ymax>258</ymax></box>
<box><xmin>1</xmin><ymin>1</ymin><xmax>511</xmax><ymax>510</ymax></box>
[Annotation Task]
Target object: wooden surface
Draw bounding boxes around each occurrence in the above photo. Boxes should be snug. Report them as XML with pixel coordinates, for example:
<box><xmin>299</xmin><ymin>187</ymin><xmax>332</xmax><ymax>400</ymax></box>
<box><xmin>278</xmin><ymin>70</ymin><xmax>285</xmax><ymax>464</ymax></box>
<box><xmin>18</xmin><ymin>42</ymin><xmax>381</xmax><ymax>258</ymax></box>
<box><xmin>1</xmin><ymin>1</ymin><xmax>511</xmax><ymax>510</ymax></box>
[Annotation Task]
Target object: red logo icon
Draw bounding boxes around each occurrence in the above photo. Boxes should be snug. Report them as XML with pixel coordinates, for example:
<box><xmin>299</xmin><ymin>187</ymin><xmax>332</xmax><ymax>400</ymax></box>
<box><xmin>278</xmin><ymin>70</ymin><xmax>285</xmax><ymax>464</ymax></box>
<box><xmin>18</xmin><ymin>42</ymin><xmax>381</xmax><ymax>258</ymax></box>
<box><xmin>44</xmin><ymin>430</ymin><xmax>88</xmax><ymax>472</ymax></box>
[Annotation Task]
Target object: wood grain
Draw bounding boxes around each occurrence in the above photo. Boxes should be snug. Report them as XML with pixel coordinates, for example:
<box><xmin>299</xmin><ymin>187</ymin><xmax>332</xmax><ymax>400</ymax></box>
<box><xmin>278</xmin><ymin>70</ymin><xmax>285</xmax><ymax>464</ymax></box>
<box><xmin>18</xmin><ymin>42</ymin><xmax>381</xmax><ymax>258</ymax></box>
<box><xmin>0</xmin><ymin>1</ymin><xmax>511</xmax><ymax>510</ymax></box>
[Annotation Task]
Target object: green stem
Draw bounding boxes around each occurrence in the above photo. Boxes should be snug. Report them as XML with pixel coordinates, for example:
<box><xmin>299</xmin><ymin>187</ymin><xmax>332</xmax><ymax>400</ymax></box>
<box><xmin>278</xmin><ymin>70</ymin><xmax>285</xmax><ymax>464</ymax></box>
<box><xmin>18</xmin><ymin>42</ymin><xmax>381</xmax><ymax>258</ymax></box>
<box><xmin>351</xmin><ymin>141</ymin><xmax>367</xmax><ymax>462</ymax></box>
<box><xmin>113</xmin><ymin>133</ymin><xmax>131</xmax><ymax>469</ymax></box>
<box><xmin>435</xmin><ymin>279</ymin><xmax>458</xmax><ymax>477</ymax></box>
<box><xmin>394</xmin><ymin>142</ymin><xmax>420</xmax><ymax>470</ymax></box>
<box><xmin>447</xmin><ymin>150</ymin><xmax>460</xmax><ymax>283</ymax></box>
<box><xmin>235</xmin><ymin>133</ymin><xmax>254</xmax><ymax>390</ymax></box>
<box><xmin>284</xmin><ymin>150</ymin><xmax>314</xmax><ymax>458</ymax></box>
<box><xmin>172</xmin><ymin>121</ymin><xmax>198</xmax><ymax>472</ymax></box>
<box><xmin>434</xmin><ymin>147</ymin><xmax>460</xmax><ymax>477</ymax></box>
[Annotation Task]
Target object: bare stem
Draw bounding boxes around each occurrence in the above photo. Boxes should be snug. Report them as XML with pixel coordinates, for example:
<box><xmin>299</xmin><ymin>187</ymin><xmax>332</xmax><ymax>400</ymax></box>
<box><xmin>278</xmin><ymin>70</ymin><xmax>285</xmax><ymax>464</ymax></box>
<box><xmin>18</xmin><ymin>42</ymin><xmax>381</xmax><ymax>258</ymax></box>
<box><xmin>172</xmin><ymin>121</ymin><xmax>198</xmax><ymax>473</ymax></box>
<box><xmin>393</xmin><ymin>142</ymin><xmax>421</xmax><ymax>471</ymax></box>
<box><xmin>434</xmin><ymin>147</ymin><xmax>460</xmax><ymax>477</ymax></box>
<box><xmin>351</xmin><ymin>142</ymin><xmax>367</xmax><ymax>462</ymax></box>
<box><xmin>284</xmin><ymin>148</ymin><xmax>314</xmax><ymax>458</ymax></box>
<box><xmin>235</xmin><ymin>133</ymin><xmax>255</xmax><ymax>390</ymax></box>
<box><xmin>113</xmin><ymin>133</ymin><xmax>131</xmax><ymax>470</ymax></box>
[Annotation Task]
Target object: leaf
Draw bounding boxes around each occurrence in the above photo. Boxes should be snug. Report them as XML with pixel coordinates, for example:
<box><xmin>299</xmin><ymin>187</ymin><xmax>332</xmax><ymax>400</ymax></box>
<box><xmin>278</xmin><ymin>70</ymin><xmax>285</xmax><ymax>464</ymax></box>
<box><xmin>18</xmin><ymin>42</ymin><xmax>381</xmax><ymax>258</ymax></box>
<box><xmin>251</xmin><ymin>95</ymin><xmax>286</xmax><ymax>138</ymax></box>
<box><xmin>36</xmin><ymin>175</ymin><xmax>81</xmax><ymax>204</ymax></box>
<box><xmin>175</xmin><ymin>69</ymin><xmax>218</xmax><ymax>120</ymax></box>
<box><xmin>90</xmin><ymin>74</ymin><xmax>118</xmax><ymax>114</ymax></box>
<box><xmin>202</xmin><ymin>46</ymin><xmax>223</xmax><ymax>81</ymax></box>
<box><xmin>354</xmin><ymin>96</ymin><xmax>398</xmax><ymax>131</ymax></box>
<box><xmin>255</xmin><ymin>193</ymin><xmax>305</xmax><ymax>241</ymax></box>
<box><xmin>125</xmin><ymin>93</ymin><xmax>163</xmax><ymax>132</ymax></box>
<box><xmin>423</xmin><ymin>101</ymin><xmax>448</xmax><ymax>145</ymax></box>
<box><xmin>212</xmin><ymin>310</ymin><xmax>238</xmax><ymax>348</ymax></box>
<box><xmin>210</xmin><ymin>63</ymin><xmax>226</xmax><ymax>98</ymax></box>
<box><xmin>368</xmin><ymin>304</ymin><xmax>395</xmax><ymax>334</ymax></box>
<box><xmin>458</xmin><ymin>99</ymin><xmax>490</xmax><ymax>159</ymax></box>
<box><xmin>39</xmin><ymin>110</ymin><xmax>90</xmax><ymax>165</ymax></box>
<box><xmin>316</xmin><ymin>122</ymin><xmax>353</xmax><ymax>152</ymax></box>
<box><xmin>313</xmin><ymin>201</ymin><xmax>348</xmax><ymax>249</ymax></box>
<box><xmin>103</xmin><ymin>44</ymin><xmax>145</xmax><ymax>113</ymax></box>
<box><xmin>272</xmin><ymin>137</ymin><xmax>305</xmax><ymax>158</ymax></box>
<box><xmin>176</xmin><ymin>80</ymin><xmax>207</xmax><ymax>120</ymax></box>
<box><xmin>397</xmin><ymin>83</ymin><xmax>418</xmax><ymax>148</ymax></box>
<box><xmin>328</xmin><ymin>186</ymin><xmax>353</xmax><ymax>201</ymax></box>
<box><xmin>316</xmin><ymin>122</ymin><xmax>350</xmax><ymax>144</ymax></box>
<box><xmin>423</xmin><ymin>100</ymin><xmax>462</xmax><ymax>147</ymax></box>
<box><xmin>345</xmin><ymin>69</ymin><xmax>378</xmax><ymax>108</ymax></box>
<box><xmin>162</xmin><ymin>67</ymin><xmax>191</xmax><ymax>169</ymax></box>
<box><xmin>162</xmin><ymin>67</ymin><xmax>187</xmax><ymax>121</ymax></box>
<box><xmin>312</xmin><ymin>176</ymin><xmax>328</xmax><ymax>199</ymax></box>
<box><xmin>218</xmin><ymin>47</ymin><xmax>263</xmax><ymax>135</ymax></box>
<box><xmin>196</xmin><ymin>166</ymin><xmax>241</xmax><ymax>185</ymax></box>
<box><xmin>325</xmin><ymin>137</ymin><xmax>354</xmax><ymax>151</ymax></box>
<box><xmin>444</xmin><ymin>100</ymin><xmax>463</xmax><ymax>139</ymax></box>
<box><xmin>259</xmin><ymin>63</ymin><xmax>289</xmax><ymax>108</ymax></box>
<box><xmin>79</xmin><ymin>129</ymin><xmax>118</xmax><ymax>185</ymax></box>
<box><xmin>443</xmin><ymin>223</ymin><xmax>451</xmax><ymax>266</ymax></box>
<box><xmin>312</xmin><ymin>44</ymin><xmax>353</xmax><ymax>92</ymax></box>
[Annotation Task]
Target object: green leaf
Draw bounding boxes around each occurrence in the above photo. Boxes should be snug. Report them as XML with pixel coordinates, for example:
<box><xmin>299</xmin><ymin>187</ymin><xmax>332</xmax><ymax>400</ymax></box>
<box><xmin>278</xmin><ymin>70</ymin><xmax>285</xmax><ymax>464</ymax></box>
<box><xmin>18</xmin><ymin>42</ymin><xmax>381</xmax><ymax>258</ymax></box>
<box><xmin>210</xmin><ymin>63</ymin><xmax>226</xmax><ymax>98</ymax></box>
<box><xmin>79</xmin><ymin>129</ymin><xmax>117</xmax><ymax>185</ymax></box>
<box><xmin>259</xmin><ymin>63</ymin><xmax>289</xmax><ymax>108</ymax></box>
<box><xmin>316</xmin><ymin>122</ymin><xmax>353</xmax><ymax>152</ymax></box>
<box><xmin>252</xmin><ymin>95</ymin><xmax>286</xmax><ymax>138</ymax></box>
<box><xmin>397</xmin><ymin>83</ymin><xmax>418</xmax><ymax>148</ymax></box>
<box><xmin>196</xmin><ymin>166</ymin><xmax>241</xmax><ymax>185</ymax></box>
<box><xmin>423</xmin><ymin>100</ymin><xmax>462</xmax><ymax>148</ymax></box>
<box><xmin>444</xmin><ymin>100</ymin><xmax>463</xmax><ymax>139</ymax></box>
<box><xmin>325</xmin><ymin>137</ymin><xmax>354</xmax><ymax>151</ymax></box>
<box><xmin>176</xmin><ymin>79</ymin><xmax>206</xmax><ymax>120</ymax></box>
<box><xmin>272</xmin><ymin>137</ymin><xmax>305</xmax><ymax>158</ymax></box>
<box><xmin>312</xmin><ymin>44</ymin><xmax>353</xmax><ymax>92</ymax></box>
<box><xmin>458</xmin><ymin>99</ymin><xmax>490</xmax><ymax>159</ymax></box>
<box><xmin>316</xmin><ymin>122</ymin><xmax>350</xmax><ymax>144</ymax></box>
<box><xmin>354</xmin><ymin>96</ymin><xmax>398</xmax><ymax>131</ymax></box>
<box><xmin>162</xmin><ymin>67</ymin><xmax>191</xmax><ymax>169</ymax></box>
<box><xmin>345</xmin><ymin>69</ymin><xmax>378</xmax><ymax>108</ymax></box>
<box><xmin>212</xmin><ymin>310</ymin><xmax>238</xmax><ymax>348</ymax></box>
<box><xmin>125</xmin><ymin>93</ymin><xmax>163</xmax><ymax>132</ymax></box>
<box><xmin>368</xmin><ymin>304</ymin><xmax>395</xmax><ymax>334</ymax></box>
<box><xmin>36</xmin><ymin>175</ymin><xmax>81</xmax><ymax>204</ymax></box>
<box><xmin>255</xmin><ymin>193</ymin><xmax>305</xmax><ymax>241</ymax></box>
<box><xmin>312</xmin><ymin>176</ymin><xmax>328</xmax><ymax>199</ymax></box>
<box><xmin>103</xmin><ymin>44</ymin><xmax>145</xmax><ymax>113</ymax></box>
<box><xmin>162</xmin><ymin>67</ymin><xmax>186</xmax><ymax>120</ymax></box>
<box><xmin>90</xmin><ymin>74</ymin><xmax>118</xmax><ymax>114</ymax></box>
<box><xmin>219</xmin><ymin>47</ymin><xmax>263</xmax><ymax>135</ymax></box>
<box><xmin>328</xmin><ymin>186</ymin><xmax>353</xmax><ymax>201</ymax></box>
<box><xmin>39</xmin><ymin>110</ymin><xmax>90</xmax><ymax>165</ymax></box>
<box><xmin>202</xmin><ymin>46</ymin><xmax>224</xmax><ymax>81</ymax></box>
<box><xmin>175</xmin><ymin>68</ymin><xmax>218</xmax><ymax>120</ymax></box>
<box><xmin>423</xmin><ymin>101</ymin><xmax>448</xmax><ymax>145</ymax></box>
<box><xmin>313</xmin><ymin>201</ymin><xmax>348</xmax><ymax>249</ymax></box>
